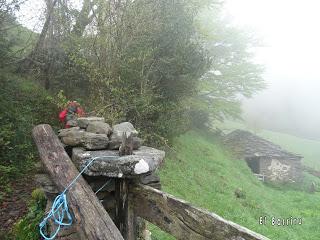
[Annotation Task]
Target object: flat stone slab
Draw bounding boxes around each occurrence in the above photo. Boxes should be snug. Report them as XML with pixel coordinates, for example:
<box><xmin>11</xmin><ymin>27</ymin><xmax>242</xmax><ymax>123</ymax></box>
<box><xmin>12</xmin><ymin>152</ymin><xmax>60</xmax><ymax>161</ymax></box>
<box><xmin>58</xmin><ymin>127</ymin><xmax>109</xmax><ymax>150</ymax></box>
<box><xmin>86</xmin><ymin>121</ymin><xmax>112</xmax><ymax>136</ymax></box>
<box><xmin>77</xmin><ymin>117</ymin><xmax>105</xmax><ymax>129</ymax></box>
<box><xmin>72</xmin><ymin>146</ymin><xmax>165</xmax><ymax>178</ymax></box>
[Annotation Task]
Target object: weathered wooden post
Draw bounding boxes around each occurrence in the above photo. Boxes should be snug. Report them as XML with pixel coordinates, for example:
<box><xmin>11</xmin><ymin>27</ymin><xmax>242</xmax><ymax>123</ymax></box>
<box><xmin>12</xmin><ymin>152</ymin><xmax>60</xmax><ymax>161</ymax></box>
<box><xmin>32</xmin><ymin>124</ymin><xmax>124</xmax><ymax>240</ymax></box>
<box><xmin>35</xmin><ymin>118</ymin><xmax>165</xmax><ymax>240</ymax></box>
<box><xmin>114</xmin><ymin>179</ymin><xmax>135</xmax><ymax>239</ymax></box>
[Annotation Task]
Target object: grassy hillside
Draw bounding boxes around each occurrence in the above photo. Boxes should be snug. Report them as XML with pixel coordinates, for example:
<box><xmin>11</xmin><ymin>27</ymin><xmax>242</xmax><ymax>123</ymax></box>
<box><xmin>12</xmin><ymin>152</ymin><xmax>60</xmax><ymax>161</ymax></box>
<box><xmin>152</xmin><ymin>130</ymin><xmax>320</xmax><ymax>240</ymax></box>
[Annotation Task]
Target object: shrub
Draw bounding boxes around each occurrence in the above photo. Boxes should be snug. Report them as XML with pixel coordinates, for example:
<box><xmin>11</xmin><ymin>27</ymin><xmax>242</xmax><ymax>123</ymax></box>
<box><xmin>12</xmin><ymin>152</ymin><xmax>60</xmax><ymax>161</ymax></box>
<box><xmin>0</xmin><ymin>72</ymin><xmax>59</xmax><ymax>194</ymax></box>
<box><xmin>11</xmin><ymin>189</ymin><xmax>46</xmax><ymax>240</ymax></box>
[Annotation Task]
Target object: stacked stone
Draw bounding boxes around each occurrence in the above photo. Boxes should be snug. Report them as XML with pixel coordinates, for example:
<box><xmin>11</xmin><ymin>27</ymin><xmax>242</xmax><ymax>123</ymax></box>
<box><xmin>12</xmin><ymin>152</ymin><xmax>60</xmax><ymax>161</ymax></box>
<box><xmin>58</xmin><ymin>117</ymin><xmax>143</xmax><ymax>151</ymax></box>
<box><xmin>36</xmin><ymin>117</ymin><xmax>164</xmax><ymax>239</ymax></box>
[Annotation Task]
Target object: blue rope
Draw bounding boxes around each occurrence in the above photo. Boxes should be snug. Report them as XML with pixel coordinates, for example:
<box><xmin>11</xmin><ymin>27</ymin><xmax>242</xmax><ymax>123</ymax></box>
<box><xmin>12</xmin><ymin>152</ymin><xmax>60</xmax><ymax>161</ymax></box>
<box><xmin>39</xmin><ymin>157</ymin><xmax>100</xmax><ymax>240</ymax></box>
<box><xmin>95</xmin><ymin>179</ymin><xmax>111</xmax><ymax>194</ymax></box>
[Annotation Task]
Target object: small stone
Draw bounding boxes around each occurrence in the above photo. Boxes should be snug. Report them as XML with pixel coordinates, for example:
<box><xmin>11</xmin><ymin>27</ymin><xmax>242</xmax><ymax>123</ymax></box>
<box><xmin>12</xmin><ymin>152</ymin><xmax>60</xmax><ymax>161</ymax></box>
<box><xmin>6</xmin><ymin>219</ymin><xmax>14</xmax><ymax>224</ymax></box>
<box><xmin>58</xmin><ymin>127</ymin><xmax>84</xmax><ymax>146</ymax></box>
<box><xmin>134</xmin><ymin>159</ymin><xmax>150</xmax><ymax>174</ymax></box>
<box><xmin>112</xmin><ymin>122</ymin><xmax>138</xmax><ymax>137</ymax></box>
<box><xmin>77</xmin><ymin>117</ymin><xmax>105</xmax><ymax>129</ymax></box>
<box><xmin>142</xmin><ymin>229</ymin><xmax>152</xmax><ymax>240</ymax></box>
<box><xmin>109</xmin><ymin>135</ymin><xmax>143</xmax><ymax>150</ymax></box>
<box><xmin>34</xmin><ymin>161</ymin><xmax>45</xmax><ymax>173</ymax></box>
<box><xmin>108</xmin><ymin>135</ymin><xmax>121</xmax><ymax>150</ymax></box>
<box><xmin>234</xmin><ymin>188</ymin><xmax>246</xmax><ymax>199</ymax></box>
<box><xmin>140</xmin><ymin>173</ymin><xmax>160</xmax><ymax>185</ymax></box>
<box><xmin>82</xmin><ymin>132</ymin><xmax>109</xmax><ymax>150</ymax></box>
<box><xmin>140</xmin><ymin>172</ymin><xmax>162</xmax><ymax>190</ymax></box>
<box><xmin>87</xmin><ymin>121</ymin><xmax>112</xmax><ymax>136</ymax></box>
<box><xmin>58</xmin><ymin>127</ymin><xmax>80</xmax><ymax>137</ymax></box>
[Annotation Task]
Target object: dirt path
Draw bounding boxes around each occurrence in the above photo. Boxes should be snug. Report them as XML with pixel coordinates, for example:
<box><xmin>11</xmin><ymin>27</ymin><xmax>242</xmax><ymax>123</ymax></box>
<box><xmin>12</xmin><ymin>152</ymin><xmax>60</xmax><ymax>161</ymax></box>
<box><xmin>0</xmin><ymin>174</ymin><xmax>36</xmax><ymax>235</ymax></box>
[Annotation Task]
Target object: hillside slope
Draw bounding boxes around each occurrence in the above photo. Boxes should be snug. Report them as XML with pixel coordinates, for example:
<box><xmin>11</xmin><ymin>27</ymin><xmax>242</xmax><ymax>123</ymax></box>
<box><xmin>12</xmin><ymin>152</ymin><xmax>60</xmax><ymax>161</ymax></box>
<box><xmin>152</xmin><ymin>130</ymin><xmax>320</xmax><ymax>240</ymax></box>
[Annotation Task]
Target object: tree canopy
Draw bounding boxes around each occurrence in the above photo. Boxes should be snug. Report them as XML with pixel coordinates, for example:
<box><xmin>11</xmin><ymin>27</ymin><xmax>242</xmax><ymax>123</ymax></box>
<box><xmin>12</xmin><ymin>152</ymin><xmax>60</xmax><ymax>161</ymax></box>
<box><xmin>2</xmin><ymin>0</ymin><xmax>265</xmax><ymax>145</ymax></box>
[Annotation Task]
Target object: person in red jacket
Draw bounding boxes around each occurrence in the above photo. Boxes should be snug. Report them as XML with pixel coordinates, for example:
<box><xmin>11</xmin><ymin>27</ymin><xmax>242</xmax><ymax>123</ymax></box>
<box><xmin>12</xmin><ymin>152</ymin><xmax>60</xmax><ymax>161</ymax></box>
<box><xmin>59</xmin><ymin>101</ymin><xmax>85</xmax><ymax>128</ymax></box>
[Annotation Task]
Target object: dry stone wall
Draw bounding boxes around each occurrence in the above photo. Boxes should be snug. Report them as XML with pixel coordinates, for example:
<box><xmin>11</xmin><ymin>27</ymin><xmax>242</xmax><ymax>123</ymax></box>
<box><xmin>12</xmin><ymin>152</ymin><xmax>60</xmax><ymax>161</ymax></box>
<box><xmin>224</xmin><ymin>129</ymin><xmax>303</xmax><ymax>183</ymax></box>
<box><xmin>259</xmin><ymin>157</ymin><xmax>303</xmax><ymax>183</ymax></box>
<box><xmin>36</xmin><ymin>117</ymin><xmax>165</xmax><ymax>239</ymax></box>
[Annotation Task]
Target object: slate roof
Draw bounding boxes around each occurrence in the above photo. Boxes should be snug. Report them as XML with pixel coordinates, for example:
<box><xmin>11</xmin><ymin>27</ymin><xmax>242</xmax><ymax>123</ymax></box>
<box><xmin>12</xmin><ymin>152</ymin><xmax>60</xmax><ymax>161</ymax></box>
<box><xmin>224</xmin><ymin>130</ymin><xmax>302</xmax><ymax>161</ymax></box>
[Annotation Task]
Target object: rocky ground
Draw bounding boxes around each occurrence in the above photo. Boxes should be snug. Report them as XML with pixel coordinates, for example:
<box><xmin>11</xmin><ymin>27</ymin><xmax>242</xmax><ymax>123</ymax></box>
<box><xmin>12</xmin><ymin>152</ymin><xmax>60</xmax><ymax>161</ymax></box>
<box><xmin>0</xmin><ymin>174</ymin><xmax>36</xmax><ymax>237</ymax></box>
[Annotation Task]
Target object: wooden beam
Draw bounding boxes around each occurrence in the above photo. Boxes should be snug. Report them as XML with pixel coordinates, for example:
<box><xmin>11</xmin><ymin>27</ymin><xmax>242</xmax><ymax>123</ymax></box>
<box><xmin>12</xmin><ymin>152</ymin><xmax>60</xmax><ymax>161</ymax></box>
<box><xmin>129</xmin><ymin>184</ymin><xmax>270</xmax><ymax>240</ymax></box>
<box><xmin>32</xmin><ymin>124</ymin><xmax>124</xmax><ymax>240</ymax></box>
<box><xmin>115</xmin><ymin>179</ymin><xmax>136</xmax><ymax>240</ymax></box>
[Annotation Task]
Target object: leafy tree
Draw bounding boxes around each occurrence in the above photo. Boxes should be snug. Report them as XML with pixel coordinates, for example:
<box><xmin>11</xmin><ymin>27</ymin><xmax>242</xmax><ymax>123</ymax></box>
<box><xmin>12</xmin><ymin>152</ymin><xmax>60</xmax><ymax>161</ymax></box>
<box><xmin>60</xmin><ymin>0</ymin><xmax>210</xmax><ymax>144</ymax></box>
<box><xmin>193</xmin><ymin>7</ymin><xmax>265</xmax><ymax>124</ymax></box>
<box><xmin>19</xmin><ymin>0</ymin><xmax>264</xmax><ymax>144</ymax></box>
<box><xmin>1</xmin><ymin>1</ymin><xmax>38</xmax><ymax>68</ymax></box>
<box><xmin>0</xmin><ymin>0</ymin><xmax>20</xmax><ymax>66</ymax></box>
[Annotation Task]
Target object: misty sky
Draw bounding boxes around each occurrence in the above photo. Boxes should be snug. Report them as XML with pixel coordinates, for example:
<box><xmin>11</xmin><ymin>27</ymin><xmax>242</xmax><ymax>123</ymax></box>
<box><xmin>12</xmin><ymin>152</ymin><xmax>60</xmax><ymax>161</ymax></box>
<box><xmin>225</xmin><ymin>0</ymin><xmax>320</xmax><ymax>139</ymax></box>
<box><xmin>17</xmin><ymin>0</ymin><xmax>320</xmax><ymax>139</ymax></box>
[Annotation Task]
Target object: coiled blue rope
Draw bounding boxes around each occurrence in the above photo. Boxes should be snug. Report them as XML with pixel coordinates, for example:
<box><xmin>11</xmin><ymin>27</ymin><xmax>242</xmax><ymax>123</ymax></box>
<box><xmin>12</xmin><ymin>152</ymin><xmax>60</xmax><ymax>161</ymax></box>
<box><xmin>39</xmin><ymin>157</ymin><xmax>100</xmax><ymax>240</ymax></box>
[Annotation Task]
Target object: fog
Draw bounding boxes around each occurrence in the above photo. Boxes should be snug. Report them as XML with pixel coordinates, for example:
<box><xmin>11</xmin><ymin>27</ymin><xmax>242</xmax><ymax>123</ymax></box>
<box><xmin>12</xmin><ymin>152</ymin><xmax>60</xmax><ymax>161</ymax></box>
<box><xmin>225</xmin><ymin>0</ymin><xmax>320</xmax><ymax>140</ymax></box>
<box><xmin>18</xmin><ymin>0</ymin><xmax>320</xmax><ymax>140</ymax></box>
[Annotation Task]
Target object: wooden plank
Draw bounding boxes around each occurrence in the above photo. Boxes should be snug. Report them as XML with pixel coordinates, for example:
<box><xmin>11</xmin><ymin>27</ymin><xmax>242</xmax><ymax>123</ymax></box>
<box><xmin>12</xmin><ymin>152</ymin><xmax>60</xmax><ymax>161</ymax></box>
<box><xmin>115</xmin><ymin>179</ymin><xmax>136</xmax><ymax>240</ymax></box>
<box><xmin>32</xmin><ymin>124</ymin><xmax>124</xmax><ymax>240</ymax></box>
<box><xmin>129</xmin><ymin>184</ymin><xmax>270</xmax><ymax>240</ymax></box>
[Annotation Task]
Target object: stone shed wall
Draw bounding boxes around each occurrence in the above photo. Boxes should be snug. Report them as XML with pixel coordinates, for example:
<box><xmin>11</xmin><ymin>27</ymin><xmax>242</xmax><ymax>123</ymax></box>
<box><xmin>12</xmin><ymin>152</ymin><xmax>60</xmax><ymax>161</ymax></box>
<box><xmin>258</xmin><ymin>157</ymin><xmax>303</xmax><ymax>183</ymax></box>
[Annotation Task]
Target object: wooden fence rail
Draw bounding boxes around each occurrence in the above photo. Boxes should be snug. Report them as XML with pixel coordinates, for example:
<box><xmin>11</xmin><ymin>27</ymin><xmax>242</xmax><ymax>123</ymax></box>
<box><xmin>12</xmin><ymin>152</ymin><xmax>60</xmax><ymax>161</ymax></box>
<box><xmin>129</xmin><ymin>184</ymin><xmax>269</xmax><ymax>240</ymax></box>
<box><xmin>33</xmin><ymin>124</ymin><xmax>269</xmax><ymax>240</ymax></box>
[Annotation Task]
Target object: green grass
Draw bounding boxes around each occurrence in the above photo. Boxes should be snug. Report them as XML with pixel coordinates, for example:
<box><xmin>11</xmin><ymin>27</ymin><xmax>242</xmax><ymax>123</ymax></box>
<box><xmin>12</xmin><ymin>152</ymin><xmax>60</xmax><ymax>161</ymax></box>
<box><xmin>151</xmin><ymin>130</ymin><xmax>320</xmax><ymax>240</ymax></box>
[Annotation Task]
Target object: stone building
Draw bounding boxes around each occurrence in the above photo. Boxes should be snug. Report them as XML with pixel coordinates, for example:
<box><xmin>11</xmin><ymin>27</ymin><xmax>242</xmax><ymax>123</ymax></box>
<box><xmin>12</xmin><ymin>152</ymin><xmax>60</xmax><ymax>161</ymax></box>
<box><xmin>224</xmin><ymin>129</ymin><xmax>303</xmax><ymax>183</ymax></box>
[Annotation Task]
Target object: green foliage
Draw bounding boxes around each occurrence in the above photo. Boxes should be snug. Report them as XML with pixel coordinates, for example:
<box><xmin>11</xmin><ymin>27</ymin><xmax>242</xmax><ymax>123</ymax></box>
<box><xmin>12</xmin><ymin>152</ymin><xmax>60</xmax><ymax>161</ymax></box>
<box><xmin>195</xmin><ymin>7</ymin><xmax>265</xmax><ymax>121</ymax></box>
<box><xmin>46</xmin><ymin>89</ymin><xmax>69</xmax><ymax>110</ymax></box>
<box><xmin>12</xmin><ymin>0</ymin><xmax>264</xmax><ymax>144</ymax></box>
<box><xmin>11</xmin><ymin>189</ymin><xmax>46</xmax><ymax>240</ymax></box>
<box><xmin>0</xmin><ymin>1</ymin><xmax>35</xmax><ymax>68</ymax></box>
<box><xmin>0</xmin><ymin>71</ymin><xmax>59</xmax><ymax>194</ymax></box>
<box><xmin>69</xmin><ymin>0</ymin><xmax>210</xmax><ymax>144</ymax></box>
<box><xmin>0</xmin><ymin>7</ymin><xmax>15</xmax><ymax>66</ymax></box>
<box><xmin>0</xmin><ymin>165</ymin><xmax>16</xmax><ymax>188</ymax></box>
